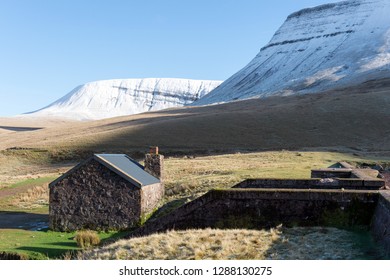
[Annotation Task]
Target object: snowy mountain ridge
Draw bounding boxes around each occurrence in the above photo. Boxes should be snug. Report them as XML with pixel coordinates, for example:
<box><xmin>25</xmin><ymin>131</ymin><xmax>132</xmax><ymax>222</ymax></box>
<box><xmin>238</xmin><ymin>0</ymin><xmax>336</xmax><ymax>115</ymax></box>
<box><xmin>195</xmin><ymin>0</ymin><xmax>390</xmax><ymax>105</ymax></box>
<box><xmin>26</xmin><ymin>78</ymin><xmax>222</xmax><ymax>120</ymax></box>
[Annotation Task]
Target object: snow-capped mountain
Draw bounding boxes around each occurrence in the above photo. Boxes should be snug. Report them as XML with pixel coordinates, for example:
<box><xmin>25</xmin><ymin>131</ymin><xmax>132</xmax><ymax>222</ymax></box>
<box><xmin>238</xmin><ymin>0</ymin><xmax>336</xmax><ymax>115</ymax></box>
<box><xmin>195</xmin><ymin>0</ymin><xmax>390</xmax><ymax>105</ymax></box>
<box><xmin>26</xmin><ymin>78</ymin><xmax>222</xmax><ymax>120</ymax></box>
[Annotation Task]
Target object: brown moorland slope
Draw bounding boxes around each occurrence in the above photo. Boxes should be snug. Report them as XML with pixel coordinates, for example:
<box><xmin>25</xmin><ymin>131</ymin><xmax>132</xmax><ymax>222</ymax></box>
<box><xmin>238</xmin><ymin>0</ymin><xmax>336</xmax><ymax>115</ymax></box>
<box><xmin>0</xmin><ymin>78</ymin><xmax>389</xmax><ymax>154</ymax></box>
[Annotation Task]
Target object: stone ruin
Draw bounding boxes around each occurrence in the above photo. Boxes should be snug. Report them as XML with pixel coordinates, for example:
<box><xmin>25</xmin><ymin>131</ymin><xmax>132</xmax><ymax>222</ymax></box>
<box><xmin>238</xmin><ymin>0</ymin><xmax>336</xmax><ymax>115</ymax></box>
<box><xmin>127</xmin><ymin>161</ymin><xmax>390</xmax><ymax>257</ymax></box>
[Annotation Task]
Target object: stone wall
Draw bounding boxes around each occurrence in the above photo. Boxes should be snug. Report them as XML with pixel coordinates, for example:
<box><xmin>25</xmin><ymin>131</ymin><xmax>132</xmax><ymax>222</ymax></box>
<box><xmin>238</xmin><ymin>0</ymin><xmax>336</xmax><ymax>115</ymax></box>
<box><xmin>233</xmin><ymin>179</ymin><xmax>338</xmax><ymax>189</ymax></box>
<box><xmin>232</xmin><ymin>178</ymin><xmax>385</xmax><ymax>190</ymax></box>
<box><xmin>311</xmin><ymin>169</ymin><xmax>352</xmax><ymax>178</ymax></box>
<box><xmin>311</xmin><ymin>168</ymin><xmax>380</xmax><ymax>180</ymax></box>
<box><xmin>50</xmin><ymin>159</ymin><xmax>142</xmax><ymax>231</ymax></box>
<box><xmin>371</xmin><ymin>191</ymin><xmax>390</xmax><ymax>257</ymax></box>
<box><xmin>141</xmin><ymin>182</ymin><xmax>165</xmax><ymax>218</ymax></box>
<box><xmin>128</xmin><ymin>189</ymin><xmax>379</xmax><ymax>238</ymax></box>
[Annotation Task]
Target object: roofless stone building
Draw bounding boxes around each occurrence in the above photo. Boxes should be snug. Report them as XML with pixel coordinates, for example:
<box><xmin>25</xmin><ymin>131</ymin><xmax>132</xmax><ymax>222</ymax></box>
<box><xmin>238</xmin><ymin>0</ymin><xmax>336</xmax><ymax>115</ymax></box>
<box><xmin>49</xmin><ymin>150</ymin><xmax>164</xmax><ymax>231</ymax></box>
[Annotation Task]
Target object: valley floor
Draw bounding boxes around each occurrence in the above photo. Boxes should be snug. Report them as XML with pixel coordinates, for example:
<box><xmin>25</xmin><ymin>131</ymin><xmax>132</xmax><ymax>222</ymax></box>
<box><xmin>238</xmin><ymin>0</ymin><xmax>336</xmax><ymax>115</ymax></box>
<box><xmin>0</xmin><ymin>149</ymin><xmax>389</xmax><ymax>259</ymax></box>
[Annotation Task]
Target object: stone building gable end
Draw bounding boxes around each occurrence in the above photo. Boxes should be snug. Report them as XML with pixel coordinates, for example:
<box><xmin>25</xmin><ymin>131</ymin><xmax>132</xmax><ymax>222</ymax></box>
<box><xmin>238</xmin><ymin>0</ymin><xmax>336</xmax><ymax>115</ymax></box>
<box><xmin>49</xmin><ymin>154</ymin><xmax>164</xmax><ymax>231</ymax></box>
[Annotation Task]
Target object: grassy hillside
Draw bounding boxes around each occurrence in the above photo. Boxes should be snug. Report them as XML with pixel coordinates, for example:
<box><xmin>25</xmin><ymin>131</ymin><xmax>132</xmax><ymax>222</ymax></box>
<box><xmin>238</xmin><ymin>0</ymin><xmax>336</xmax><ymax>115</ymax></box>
<box><xmin>0</xmin><ymin>78</ymin><xmax>389</xmax><ymax>154</ymax></box>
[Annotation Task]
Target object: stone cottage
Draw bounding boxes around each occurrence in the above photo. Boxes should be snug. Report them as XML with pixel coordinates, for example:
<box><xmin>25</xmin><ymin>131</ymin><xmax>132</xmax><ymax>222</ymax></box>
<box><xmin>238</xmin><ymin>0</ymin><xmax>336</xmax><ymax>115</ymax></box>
<box><xmin>49</xmin><ymin>152</ymin><xmax>164</xmax><ymax>231</ymax></box>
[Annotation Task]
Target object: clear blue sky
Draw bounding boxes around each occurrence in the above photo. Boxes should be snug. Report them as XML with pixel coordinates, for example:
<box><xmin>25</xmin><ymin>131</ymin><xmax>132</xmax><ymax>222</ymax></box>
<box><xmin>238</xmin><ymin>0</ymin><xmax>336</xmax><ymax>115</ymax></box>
<box><xmin>0</xmin><ymin>0</ymin><xmax>334</xmax><ymax>116</ymax></box>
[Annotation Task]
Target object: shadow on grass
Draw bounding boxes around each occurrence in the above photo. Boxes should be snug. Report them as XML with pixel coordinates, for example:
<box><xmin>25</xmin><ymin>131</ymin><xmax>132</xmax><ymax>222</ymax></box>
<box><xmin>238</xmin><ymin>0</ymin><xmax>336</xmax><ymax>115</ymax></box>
<box><xmin>263</xmin><ymin>227</ymin><xmax>388</xmax><ymax>260</ymax></box>
<box><xmin>99</xmin><ymin>230</ymin><xmax>133</xmax><ymax>246</ymax></box>
<box><xmin>16</xmin><ymin>233</ymin><xmax>132</xmax><ymax>259</ymax></box>
<box><xmin>0</xmin><ymin>211</ymin><xmax>48</xmax><ymax>229</ymax></box>
<box><xmin>150</xmin><ymin>197</ymin><xmax>189</xmax><ymax>220</ymax></box>
<box><xmin>44</xmin><ymin>242</ymin><xmax>77</xmax><ymax>248</ymax></box>
<box><xmin>0</xmin><ymin>126</ymin><xmax>43</xmax><ymax>132</ymax></box>
<box><xmin>16</xmin><ymin>246</ymin><xmax>77</xmax><ymax>260</ymax></box>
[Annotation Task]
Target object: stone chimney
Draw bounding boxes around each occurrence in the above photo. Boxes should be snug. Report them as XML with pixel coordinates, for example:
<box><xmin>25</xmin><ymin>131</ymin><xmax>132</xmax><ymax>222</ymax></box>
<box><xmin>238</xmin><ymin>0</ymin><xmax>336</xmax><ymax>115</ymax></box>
<box><xmin>144</xmin><ymin>146</ymin><xmax>164</xmax><ymax>182</ymax></box>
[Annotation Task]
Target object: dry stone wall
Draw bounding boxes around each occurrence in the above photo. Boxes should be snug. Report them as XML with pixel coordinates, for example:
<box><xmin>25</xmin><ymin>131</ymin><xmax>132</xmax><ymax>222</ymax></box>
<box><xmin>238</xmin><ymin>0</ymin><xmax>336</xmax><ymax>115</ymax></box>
<box><xmin>233</xmin><ymin>178</ymin><xmax>385</xmax><ymax>190</ymax></box>
<box><xmin>311</xmin><ymin>169</ymin><xmax>352</xmax><ymax>178</ymax></box>
<box><xmin>371</xmin><ymin>191</ymin><xmax>390</xmax><ymax>257</ymax></box>
<box><xmin>128</xmin><ymin>189</ymin><xmax>379</xmax><ymax>238</ymax></box>
<box><xmin>49</xmin><ymin>159</ymin><xmax>142</xmax><ymax>231</ymax></box>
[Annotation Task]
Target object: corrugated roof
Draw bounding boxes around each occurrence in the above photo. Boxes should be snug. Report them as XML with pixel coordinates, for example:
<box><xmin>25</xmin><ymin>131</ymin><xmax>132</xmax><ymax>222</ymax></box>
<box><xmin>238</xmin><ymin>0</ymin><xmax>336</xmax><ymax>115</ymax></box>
<box><xmin>94</xmin><ymin>154</ymin><xmax>160</xmax><ymax>188</ymax></box>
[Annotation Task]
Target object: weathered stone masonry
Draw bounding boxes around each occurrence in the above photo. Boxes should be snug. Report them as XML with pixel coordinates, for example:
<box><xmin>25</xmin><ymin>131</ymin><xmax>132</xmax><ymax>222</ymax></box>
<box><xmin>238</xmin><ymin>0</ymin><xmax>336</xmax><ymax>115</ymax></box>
<box><xmin>129</xmin><ymin>189</ymin><xmax>379</xmax><ymax>238</ymax></box>
<box><xmin>50</xmin><ymin>160</ymin><xmax>142</xmax><ymax>231</ymax></box>
<box><xmin>49</xmin><ymin>154</ymin><xmax>164</xmax><ymax>232</ymax></box>
<box><xmin>141</xmin><ymin>183</ymin><xmax>165</xmax><ymax>218</ymax></box>
<box><xmin>371</xmin><ymin>192</ymin><xmax>390</xmax><ymax>254</ymax></box>
<box><xmin>144</xmin><ymin>153</ymin><xmax>164</xmax><ymax>182</ymax></box>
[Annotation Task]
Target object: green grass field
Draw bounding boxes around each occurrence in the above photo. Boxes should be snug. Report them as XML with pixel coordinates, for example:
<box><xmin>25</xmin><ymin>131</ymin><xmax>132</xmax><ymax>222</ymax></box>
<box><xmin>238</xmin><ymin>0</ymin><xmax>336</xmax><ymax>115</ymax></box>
<box><xmin>7</xmin><ymin>177</ymin><xmax>55</xmax><ymax>190</ymax></box>
<box><xmin>0</xmin><ymin>229</ymin><xmax>128</xmax><ymax>259</ymax></box>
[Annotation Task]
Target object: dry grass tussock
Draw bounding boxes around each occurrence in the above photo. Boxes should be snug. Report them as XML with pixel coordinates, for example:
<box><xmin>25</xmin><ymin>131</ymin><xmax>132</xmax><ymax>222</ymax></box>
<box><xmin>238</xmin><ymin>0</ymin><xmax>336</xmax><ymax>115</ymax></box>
<box><xmin>75</xmin><ymin>230</ymin><xmax>101</xmax><ymax>248</ymax></box>
<box><xmin>11</xmin><ymin>184</ymin><xmax>49</xmax><ymax>209</ymax></box>
<box><xmin>80</xmin><ymin>228</ymin><xmax>281</xmax><ymax>260</ymax></box>
<box><xmin>79</xmin><ymin>227</ymin><xmax>384</xmax><ymax>260</ymax></box>
<box><xmin>267</xmin><ymin>227</ymin><xmax>383</xmax><ymax>260</ymax></box>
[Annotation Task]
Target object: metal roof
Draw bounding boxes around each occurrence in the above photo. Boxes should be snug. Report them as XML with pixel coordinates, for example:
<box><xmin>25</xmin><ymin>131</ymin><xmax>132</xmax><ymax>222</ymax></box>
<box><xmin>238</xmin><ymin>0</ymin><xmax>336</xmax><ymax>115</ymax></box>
<box><xmin>94</xmin><ymin>154</ymin><xmax>160</xmax><ymax>188</ymax></box>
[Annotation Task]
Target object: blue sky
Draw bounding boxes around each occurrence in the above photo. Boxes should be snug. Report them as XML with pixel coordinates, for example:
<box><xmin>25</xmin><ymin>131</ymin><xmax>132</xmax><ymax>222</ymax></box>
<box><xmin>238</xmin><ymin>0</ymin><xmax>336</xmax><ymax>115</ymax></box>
<box><xmin>0</xmin><ymin>0</ymin><xmax>334</xmax><ymax>116</ymax></box>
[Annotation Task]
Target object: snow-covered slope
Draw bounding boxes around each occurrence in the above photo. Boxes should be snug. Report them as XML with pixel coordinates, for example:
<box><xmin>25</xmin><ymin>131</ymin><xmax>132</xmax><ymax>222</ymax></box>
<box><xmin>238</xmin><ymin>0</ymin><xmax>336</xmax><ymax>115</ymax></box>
<box><xmin>195</xmin><ymin>0</ymin><xmax>390</xmax><ymax>105</ymax></box>
<box><xmin>26</xmin><ymin>78</ymin><xmax>222</xmax><ymax>120</ymax></box>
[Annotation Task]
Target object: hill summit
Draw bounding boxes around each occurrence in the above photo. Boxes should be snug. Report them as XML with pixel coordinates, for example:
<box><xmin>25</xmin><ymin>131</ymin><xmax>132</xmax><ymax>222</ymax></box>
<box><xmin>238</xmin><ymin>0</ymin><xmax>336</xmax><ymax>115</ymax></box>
<box><xmin>26</xmin><ymin>78</ymin><xmax>222</xmax><ymax>120</ymax></box>
<box><xmin>195</xmin><ymin>0</ymin><xmax>390</xmax><ymax>105</ymax></box>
